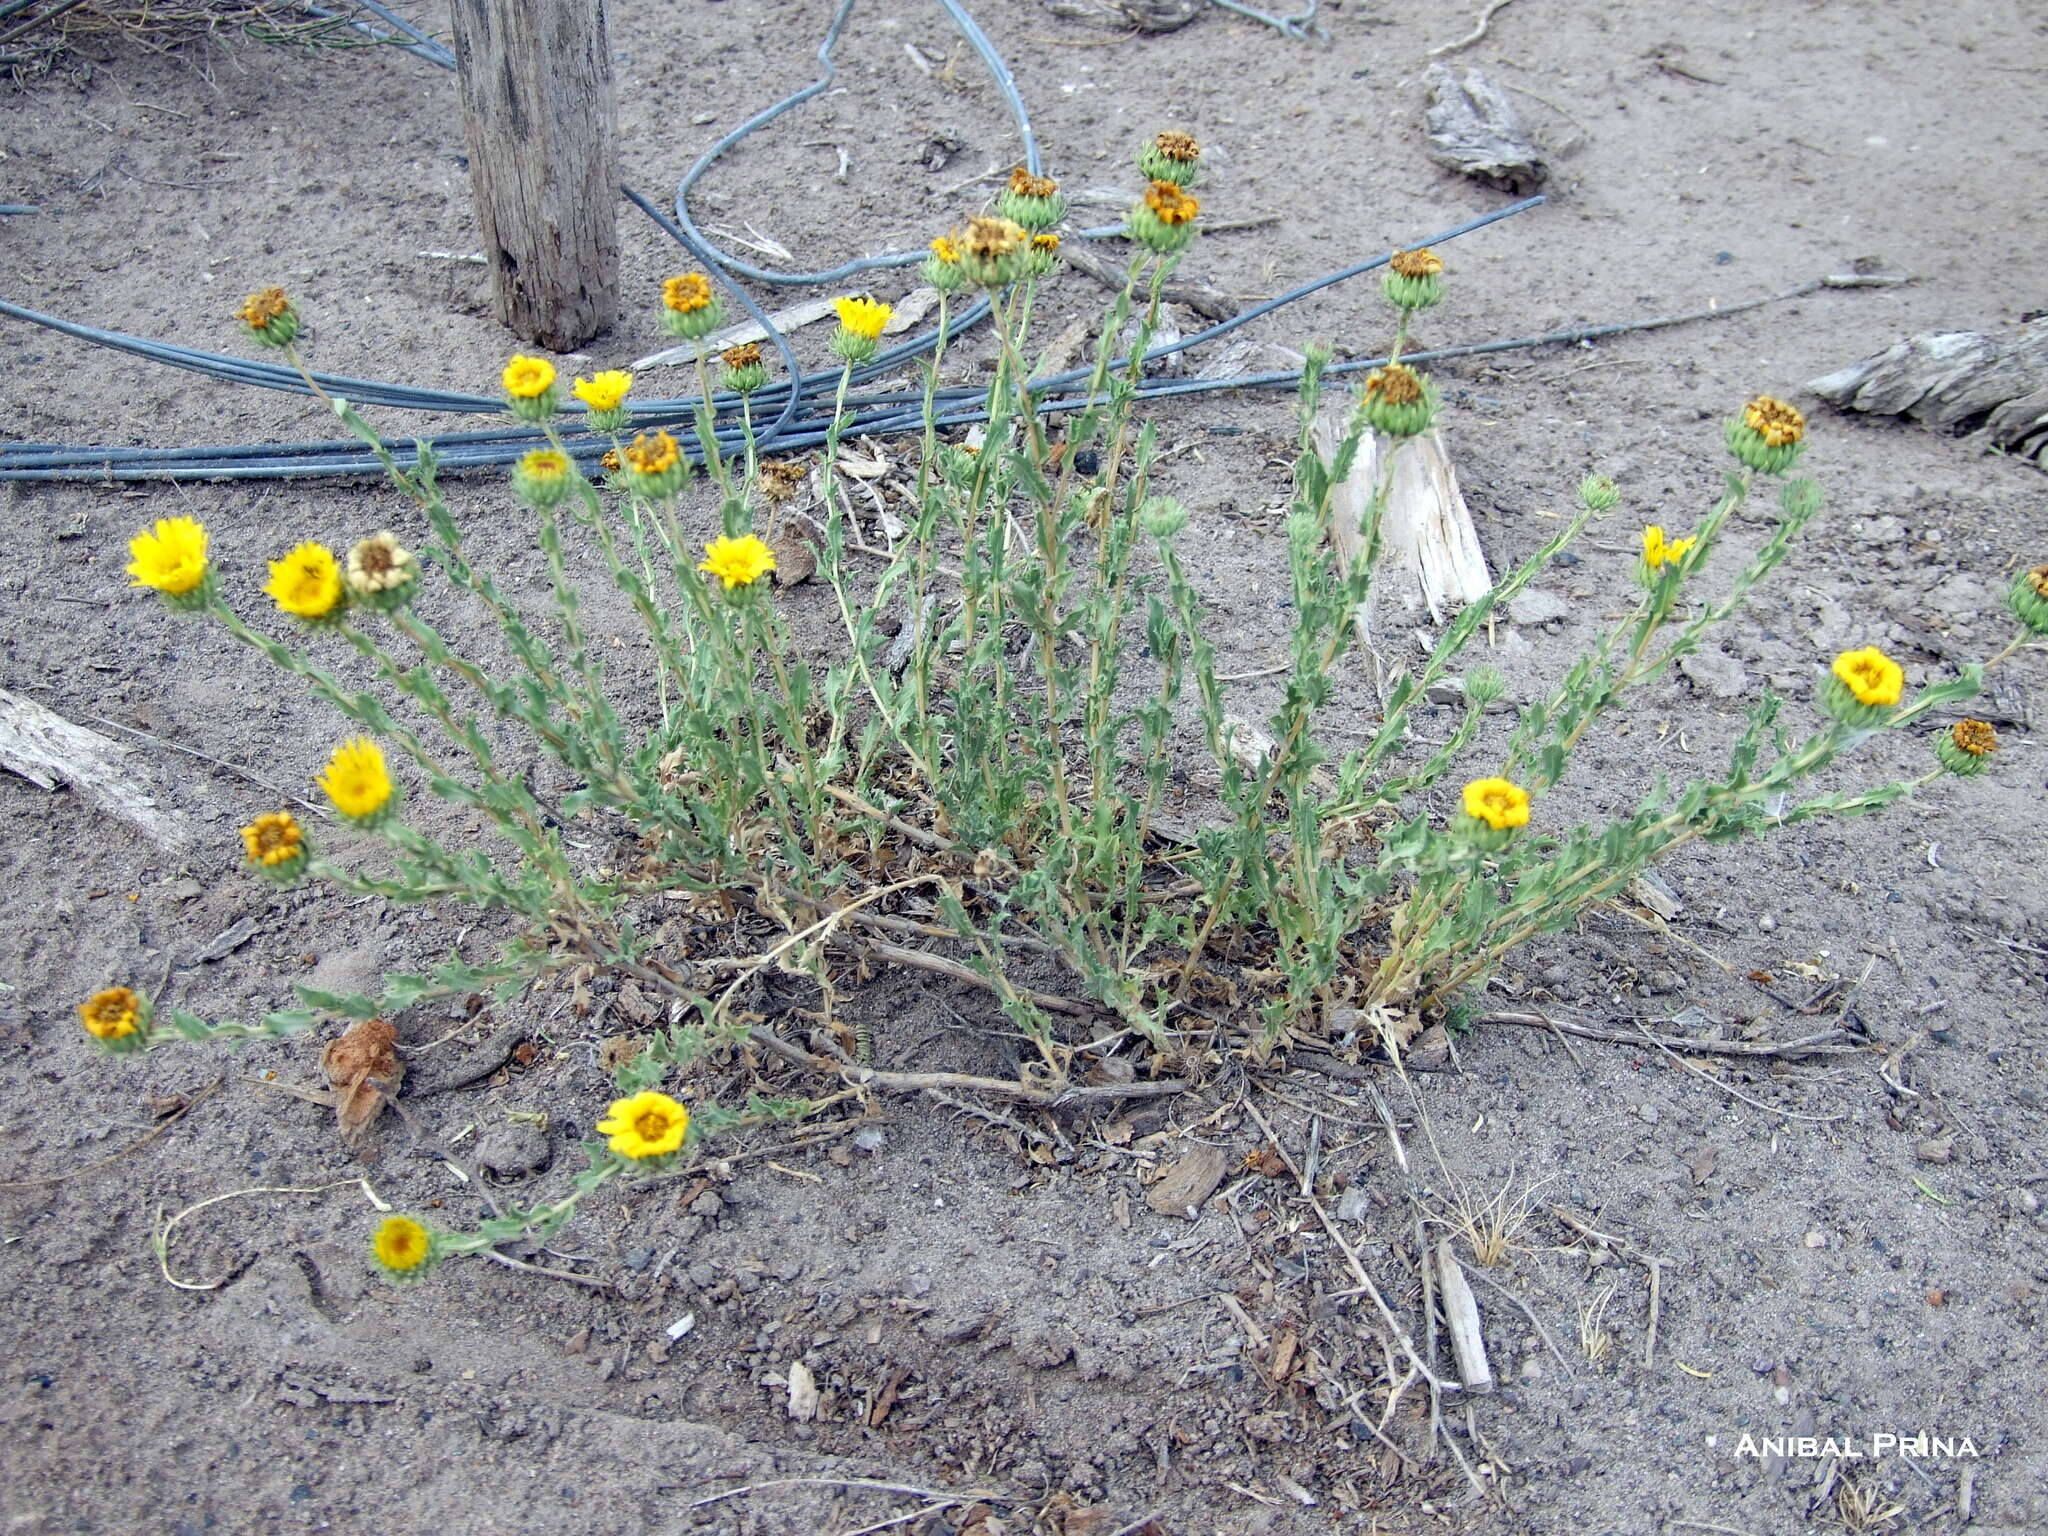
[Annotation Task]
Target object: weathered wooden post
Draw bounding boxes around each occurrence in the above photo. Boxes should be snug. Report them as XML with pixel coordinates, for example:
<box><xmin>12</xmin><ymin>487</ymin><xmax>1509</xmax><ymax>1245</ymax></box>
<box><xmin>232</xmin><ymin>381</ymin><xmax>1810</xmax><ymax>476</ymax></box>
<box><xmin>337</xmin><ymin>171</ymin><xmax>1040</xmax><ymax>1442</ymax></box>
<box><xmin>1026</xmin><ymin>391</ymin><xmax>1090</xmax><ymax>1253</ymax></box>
<box><xmin>447</xmin><ymin>0</ymin><xmax>619</xmax><ymax>352</ymax></box>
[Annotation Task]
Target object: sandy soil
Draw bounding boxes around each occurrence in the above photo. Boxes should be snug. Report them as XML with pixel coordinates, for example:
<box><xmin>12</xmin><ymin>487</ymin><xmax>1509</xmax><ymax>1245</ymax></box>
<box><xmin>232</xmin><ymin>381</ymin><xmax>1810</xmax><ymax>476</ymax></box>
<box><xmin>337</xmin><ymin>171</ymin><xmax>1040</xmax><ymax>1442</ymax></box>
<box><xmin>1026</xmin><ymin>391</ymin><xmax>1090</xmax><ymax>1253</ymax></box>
<box><xmin>3</xmin><ymin>1</ymin><xmax>2045</xmax><ymax>1533</ymax></box>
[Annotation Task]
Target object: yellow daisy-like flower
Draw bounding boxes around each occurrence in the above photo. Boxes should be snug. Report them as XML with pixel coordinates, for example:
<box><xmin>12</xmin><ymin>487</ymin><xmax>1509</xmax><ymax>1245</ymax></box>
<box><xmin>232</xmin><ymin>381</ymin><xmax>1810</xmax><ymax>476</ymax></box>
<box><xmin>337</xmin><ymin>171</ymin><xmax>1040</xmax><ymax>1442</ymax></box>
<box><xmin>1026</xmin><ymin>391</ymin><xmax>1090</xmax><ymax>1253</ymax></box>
<box><xmin>502</xmin><ymin>354</ymin><xmax>557</xmax><ymax>399</ymax></box>
<box><xmin>126</xmin><ymin>517</ymin><xmax>210</xmax><ymax>597</ymax></box>
<box><xmin>234</xmin><ymin>287</ymin><xmax>291</xmax><ymax>330</ymax></box>
<box><xmin>1641</xmin><ymin>525</ymin><xmax>1697</xmax><ymax>570</ymax></box>
<box><xmin>1461</xmin><ymin>777</ymin><xmax>1531</xmax><ymax>831</ymax></box>
<box><xmin>697</xmin><ymin>534</ymin><xmax>777</xmax><ymax>591</ymax></box>
<box><xmin>1390</xmin><ymin>247</ymin><xmax>1444</xmax><ymax>278</ymax></box>
<box><xmin>264</xmin><ymin>542</ymin><xmax>345</xmax><ymax>620</ymax></box>
<box><xmin>1143</xmin><ymin>180</ymin><xmax>1200</xmax><ymax>226</ymax></box>
<box><xmin>372</xmin><ymin>1215</ymin><xmax>433</xmax><ymax>1275</ymax></box>
<box><xmin>572</xmin><ymin>370</ymin><xmax>633</xmax><ymax>413</ymax></box>
<box><xmin>597</xmin><ymin>1090</ymin><xmax>690</xmax><ymax>1160</ymax></box>
<box><xmin>930</xmin><ymin>236</ymin><xmax>961</xmax><ymax>263</ymax></box>
<box><xmin>241</xmin><ymin>810</ymin><xmax>305</xmax><ymax>867</ymax></box>
<box><xmin>1831</xmin><ymin>646</ymin><xmax>1903</xmax><ymax>708</ymax></box>
<box><xmin>663</xmin><ymin>272</ymin><xmax>715</xmax><ymax>314</ymax></box>
<box><xmin>834</xmin><ymin>296</ymin><xmax>892</xmax><ymax>341</ymax></box>
<box><xmin>78</xmin><ymin>986</ymin><xmax>142</xmax><ymax>1041</ymax></box>
<box><xmin>1743</xmin><ymin>395</ymin><xmax>1805</xmax><ymax>448</ymax></box>
<box><xmin>319</xmin><ymin>736</ymin><xmax>394</xmax><ymax>822</ymax></box>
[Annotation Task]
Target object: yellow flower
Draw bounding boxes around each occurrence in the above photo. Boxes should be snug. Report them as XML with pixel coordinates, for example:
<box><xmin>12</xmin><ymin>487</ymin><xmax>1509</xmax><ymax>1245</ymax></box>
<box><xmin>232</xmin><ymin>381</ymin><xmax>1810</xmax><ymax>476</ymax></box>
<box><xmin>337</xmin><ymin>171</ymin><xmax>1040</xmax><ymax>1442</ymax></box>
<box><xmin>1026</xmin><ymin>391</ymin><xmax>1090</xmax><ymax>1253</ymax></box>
<box><xmin>1032</xmin><ymin>233</ymin><xmax>1060</xmax><ymax>255</ymax></box>
<box><xmin>623</xmin><ymin>431</ymin><xmax>679</xmax><ymax>476</ymax></box>
<box><xmin>126</xmin><ymin>517</ymin><xmax>210</xmax><ymax>597</ymax></box>
<box><xmin>597</xmin><ymin>1090</ymin><xmax>690</xmax><ymax>1160</ymax></box>
<box><xmin>1641</xmin><ymin>525</ymin><xmax>1696</xmax><ymax>570</ymax></box>
<box><xmin>319</xmin><ymin>736</ymin><xmax>394</xmax><ymax>822</ymax></box>
<box><xmin>1462</xmin><ymin>777</ymin><xmax>1531</xmax><ymax>831</ymax></box>
<box><xmin>78</xmin><ymin>986</ymin><xmax>141</xmax><ymax>1041</ymax></box>
<box><xmin>372</xmin><ymin>1215</ymin><xmax>433</xmax><ymax>1275</ymax></box>
<box><xmin>1143</xmin><ymin>180</ymin><xmax>1200</xmax><ymax>226</ymax></box>
<box><xmin>698</xmin><ymin>534</ymin><xmax>777</xmax><ymax>590</ymax></box>
<box><xmin>572</xmin><ymin>370</ymin><xmax>633</xmax><ymax>413</ymax></box>
<box><xmin>663</xmin><ymin>272</ymin><xmax>715</xmax><ymax>314</ymax></box>
<box><xmin>501</xmin><ymin>355</ymin><xmax>556</xmax><ymax>399</ymax></box>
<box><xmin>1831</xmin><ymin>647</ymin><xmax>1903</xmax><ymax>708</ymax></box>
<box><xmin>1390</xmin><ymin>247</ymin><xmax>1444</xmax><ymax>278</ymax></box>
<box><xmin>241</xmin><ymin>810</ymin><xmax>305</xmax><ymax>867</ymax></box>
<box><xmin>834</xmin><ymin>296</ymin><xmax>892</xmax><ymax>341</ymax></box>
<box><xmin>1743</xmin><ymin>395</ymin><xmax>1805</xmax><ymax>448</ymax></box>
<box><xmin>264</xmin><ymin>542</ymin><xmax>345</xmax><ymax>620</ymax></box>
<box><xmin>930</xmin><ymin>236</ymin><xmax>961</xmax><ymax>263</ymax></box>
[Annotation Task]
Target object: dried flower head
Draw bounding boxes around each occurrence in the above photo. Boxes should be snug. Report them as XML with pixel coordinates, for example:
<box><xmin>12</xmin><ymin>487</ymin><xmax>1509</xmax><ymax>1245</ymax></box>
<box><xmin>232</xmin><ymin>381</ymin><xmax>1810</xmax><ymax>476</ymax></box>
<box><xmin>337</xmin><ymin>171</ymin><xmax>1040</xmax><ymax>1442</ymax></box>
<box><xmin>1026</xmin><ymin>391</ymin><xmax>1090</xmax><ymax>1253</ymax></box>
<box><xmin>600</xmin><ymin>448</ymin><xmax>621</xmax><ymax>473</ymax></box>
<box><xmin>1141</xmin><ymin>130</ymin><xmax>1202</xmax><ymax>185</ymax></box>
<box><xmin>372</xmin><ymin>1215</ymin><xmax>433</xmax><ymax>1276</ymax></box>
<box><xmin>319</xmin><ymin>736</ymin><xmax>395</xmax><ymax>823</ymax></box>
<box><xmin>1390</xmin><ymin>247</ymin><xmax>1444</xmax><ymax>278</ymax></box>
<box><xmin>663</xmin><ymin>273</ymin><xmax>715</xmax><ymax>314</ymax></box>
<box><xmin>1143</xmin><ymin>180</ymin><xmax>1200</xmax><ymax>226</ymax></box>
<box><xmin>698</xmin><ymin>534</ymin><xmax>778</xmax><ymax>591</ymax></box>
<box><xmin>963</xmin><ymin>215</ymin><xmax>1027</xmax><ymax>262</ymax></box>
<box><xmin>1743</xmin><ymin>395</ymin><xmax>1805</xmax><ymax>448</ymax></box>
<box><xmin>1365</xmin><ymin>364</ymin><xmax>1425</xmax><ymax>406</ymax></box>
<box><xmin>345</xmin><ymin>531</ymin><xmax>417</xmax><ymax>597</ymax></box>
<box><xmin>78</xmin><ymin>986</ymin><xmax>142</xmax><ymax>1042</ymax></box>
<box><xmin>598</xmin><ymin>1090</ymin><xmax>690</xmax><ymax>1160</ymax></box>
<box><xmin>235</xmin><ymin>287</ymin><xmax>292</xmax><ymax>329</ymax></box>
<box><xmin>241</xmin><ymin>810</ymin><xmax>305</xmax><ymax>868</ymax></box>
<box><xmin>1154</xmin><ymin>130</ymin><xmax>1200</xmax><ymax>163</ymax></box>
<box><xmin>758</xmin><ymin>458</ymin><xmax>810</xmax><ymax>503</ymax></box>
<box><xmin>722</xmin><ymin>342</ymin><xmax>763</xmax><ymax>370</ymax></box>
<box><xmin>126</xmin><ymin>516</ymin><xmax>210</xmax><ymax>599</ymax></box>
<box><xmin>1831</xmin><ymin>646</ymin><xmax>1904</xmax><ymax>708</ymax></box>
<box><xmin>572</xmin><ymin>370</ymin><xmax>633</xmax><ymax>413</ymax></box>
<box><xmin>1952</xmin><ymin>719</ymin><xmax>1998</xmax><ymax>756</ymax></box>
<box><xmin>1462</xmin><ymin>777</ymin><xmax>1531</xmax><ymax>832</ymax></box>
<box><xmin>2028</xmin><ymin>565</ymin><xmax>2048</xmax><ymax>600</ymax></box>
<box><xmin>264</xmin><ymin>542</ymin><xmax>345</xmax><ymax>620</ymax></box>
<box><xmin>501</xmin><ymin>355</ymin><xmax>556</xmax><ymax>399</ymax></box>
<box><xmin>1008</xmin><ymin>167</ymin><xmax>1059</xmax><ymax>200</ymax></box>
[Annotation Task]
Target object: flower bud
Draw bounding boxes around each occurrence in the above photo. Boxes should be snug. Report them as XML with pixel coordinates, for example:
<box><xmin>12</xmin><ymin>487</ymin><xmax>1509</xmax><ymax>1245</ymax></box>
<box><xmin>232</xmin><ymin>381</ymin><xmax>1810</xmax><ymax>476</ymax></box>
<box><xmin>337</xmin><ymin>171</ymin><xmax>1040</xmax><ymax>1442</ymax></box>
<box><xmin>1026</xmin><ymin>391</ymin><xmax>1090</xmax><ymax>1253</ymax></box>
<box><xmin>512</xmin><ymin>448</ymin><xmax>576</xmax><ymax>510</ymax></box>
<box><xmin>1934</xmin><ymin>718</ymin><xmax>1998</xmax><ymax>776</ymax></box>
<box><xmin>957</xmin><ymin>216</ymin><xmax>1030</xmax><ymax>289</ymax></box>
<box><xmin>621</xmin><ymin>430</ymin><xmax>688</xmax><ymax>501</ymax></box>
<box><xmin>720</xmin><ymin>342</ymin><xmax>769</xmax><ymax>395</ymax></box>
<box><xmin>922</xmin><ymin>235</ymin><xmax>967</xmax><ymax>294</ymax></box>
<box><xmin>1140</xmin><ymin>495</ymin><xmax>1189</xmax><ymax>539</ymax></box>
<box><xmin>1024</xmin><ymin>232</ymin><xmax>1062</xmax><ymax>279</ymax></box>
<box><xmin>1358</xmin><ymin>363</ymin><xmax>1437</xmax><ymax>439</ymax></box>
<box><xmin>1139</xmin><ymin>130</ymin><xmax>1202</xmax><ymax>187</ymax></box>
<box><xmin>344</xmin><ymin>531</ymin><xmax>420</xmax><ymax>613</ymax></box>
<box><xmin>1463</xmin><ymin>667</ymin><xmax>1506</xmax><ymax>705</ymax></box>
<box><xmin>996</xmin><ymin>167</ymin><xmax>1066</xmax><ymax>232</ymax></box>
<box><xmin>78</xmin><ymin>986</ymin><xmax>149</xmax><ymax>1054</ymax></box>
<box><xmin>1779</xmin><ymin>478</ymin><xmax>1824</xmax><ymax>522</ymax></box>
<box><xmin>1577</xmin><ymin>474</ymin><xmax>1620</xmax><ymax>513</ymax></box>
<box><xmin>1726</xmin><ymin>395</ymin><xmax>1806</xmax><ymax>475</ymax></box>
<box><xmin>1127</xmin><ymin>181</ymin><xmax>1200</xmax><ymax>256</ymax></box>
<box><xmin>660</xmin><ymin>272</ymin><xmax>726</xmax><ymax>341</ymax></box>
<box><xmin>1381</xmin><ymin>248</ymin><xmax>1444</xmax><ymax>312</ymax></box>
<box><xmin>2006</xmin><ymin>563</ymin><xmax>2048</xmax><ymax>636</ymax></box>
<box><xmin>234</xmin><ymin>286</ymin><xmax>300</xmax><ymax>348</ymax></box>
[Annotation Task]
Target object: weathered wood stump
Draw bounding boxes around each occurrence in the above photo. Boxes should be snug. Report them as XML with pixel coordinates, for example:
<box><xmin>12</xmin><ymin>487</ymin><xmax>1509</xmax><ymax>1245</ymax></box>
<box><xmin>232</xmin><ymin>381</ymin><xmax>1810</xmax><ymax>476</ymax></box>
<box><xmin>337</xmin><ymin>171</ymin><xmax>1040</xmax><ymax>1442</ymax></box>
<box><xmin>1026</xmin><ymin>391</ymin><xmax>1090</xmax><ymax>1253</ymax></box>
<box><xmin>448</xmin><ymin>0</ymin><xmax>619</xmax><ymax>352</ymax></box>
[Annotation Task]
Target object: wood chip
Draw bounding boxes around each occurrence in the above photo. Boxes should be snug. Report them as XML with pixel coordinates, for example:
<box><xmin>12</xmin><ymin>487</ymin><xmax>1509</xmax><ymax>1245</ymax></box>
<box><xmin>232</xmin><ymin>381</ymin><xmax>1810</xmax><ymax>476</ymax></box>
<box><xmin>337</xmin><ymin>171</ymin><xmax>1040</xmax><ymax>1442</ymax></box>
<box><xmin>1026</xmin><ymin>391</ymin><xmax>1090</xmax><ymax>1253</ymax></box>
<box><xmin>1807</xmin><ymin>318</ymin><xmax>2048</xmax><ymax>464</ymax></box>
<box><xmin>1423</xmin><ymin>64</ymin><xmax>1547</xmax><ymax>192</ymax></box>
<box><xmin>320</xmin><ymin>1017</ymin><xmax>402</xmax><ymax>1145</ymax></box>
<box><xmin>1145</xmin><ymin>1143</ymin><xmax>1228</xmax><ymax>1218</ymax></box>
<box><xmin>0</xmin><ymin>690</ymin><xmax>197</xmax><ymax>853</ymax></box>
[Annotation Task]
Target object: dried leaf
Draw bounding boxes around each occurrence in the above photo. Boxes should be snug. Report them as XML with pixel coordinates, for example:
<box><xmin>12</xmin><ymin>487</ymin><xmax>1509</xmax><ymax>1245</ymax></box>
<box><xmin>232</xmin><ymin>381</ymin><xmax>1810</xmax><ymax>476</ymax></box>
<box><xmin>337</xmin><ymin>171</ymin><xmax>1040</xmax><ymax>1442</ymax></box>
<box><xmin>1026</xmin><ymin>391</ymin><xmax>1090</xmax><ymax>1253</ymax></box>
<box><xmin>319</xmin><ymin>1017</ymin><xmax>402</xmax><ymax>1145</ymax></box>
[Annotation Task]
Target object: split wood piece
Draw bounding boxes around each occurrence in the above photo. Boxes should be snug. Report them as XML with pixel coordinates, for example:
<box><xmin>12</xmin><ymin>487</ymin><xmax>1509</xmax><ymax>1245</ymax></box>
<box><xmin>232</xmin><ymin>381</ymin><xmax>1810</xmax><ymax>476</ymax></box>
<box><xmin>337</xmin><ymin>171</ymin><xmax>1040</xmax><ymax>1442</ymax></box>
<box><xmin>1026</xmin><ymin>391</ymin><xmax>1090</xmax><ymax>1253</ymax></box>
<box><xmin>1312</xmin><ymin>402</ymin><xmax>1494</xmax><ymax>629</ymax></box>
<box><xmin>1806</xmin><ymin>318</ymin><xmax>2048</xmax><ymax>465</ymax></box>
<box><xmin>0</xmin><ymin>689</ymin><xmax>198</xmax><ymax>853</ymax></box>
<box><xmin>448</xmin><ymin>0</ymin><xmax>618</xmax><ymax>351</ymax></box>
<box><xmin>1435</xmin><ymin>1240</ymin><xmax>1494</xmax><ymax>1394</ymax></box>
<box><xmin>1423</xmin><ymin>64</ymin><xmax>1547</xmax><ymax>193</ymax></box>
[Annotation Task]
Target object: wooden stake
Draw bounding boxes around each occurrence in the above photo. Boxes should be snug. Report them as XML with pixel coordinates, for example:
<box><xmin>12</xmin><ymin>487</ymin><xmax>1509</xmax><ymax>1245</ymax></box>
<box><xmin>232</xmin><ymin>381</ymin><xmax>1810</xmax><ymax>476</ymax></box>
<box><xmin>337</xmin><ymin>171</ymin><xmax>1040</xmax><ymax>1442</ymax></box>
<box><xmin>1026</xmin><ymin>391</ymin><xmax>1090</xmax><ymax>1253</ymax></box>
<box><xmin>448</xmin><ymin>0</ymin><xmax>619</xmax><ymax>351</ymax></box>
<box><xmin>1435</xmin><ymin>1240</ymin><xmax>1495</xmax><ymax>1394</ymax></box>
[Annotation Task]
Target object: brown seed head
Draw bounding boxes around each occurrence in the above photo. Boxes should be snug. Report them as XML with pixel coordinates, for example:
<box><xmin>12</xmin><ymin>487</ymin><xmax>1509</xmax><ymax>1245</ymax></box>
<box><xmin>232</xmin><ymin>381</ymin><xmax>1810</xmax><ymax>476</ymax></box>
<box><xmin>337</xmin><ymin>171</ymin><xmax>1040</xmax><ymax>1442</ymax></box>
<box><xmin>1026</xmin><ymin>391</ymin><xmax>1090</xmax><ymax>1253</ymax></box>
<box><xmin>758</xmin><ymin>458</ymin><xmax>810</xmax><ymax>503</ymax></box>
<box><xmin>235</xmin><ymin>286</ymin><xmax>290</xmax><ymax>328</ymax></box>
<box><xmin>1007</xmin><ymin>167</ymin><xmax>1059</xmax><ymax>200</ymax></box>
<box><xmin>2027</xmin><ymin>564</ymin><xmax>2048</xmax><ymax>600</ymax></box>
<box><xmin>1154</xmin><ymin>130</ymin><xmax>1200</xmax><ymax>163</ymax></box>
<box><xmin>1390</xmin><ymin>247</ymin><xmax>1444</xmax><ymax>278</ymax></box>
<box><xmin>722</xmin><ymin>342</ymin><xmax>763</xmax><ymax>369</ymax></box>
<box><xmin>962</xmin><ymin>215</ymin><xmax>1028</xmax><ymax>260</ymax></box>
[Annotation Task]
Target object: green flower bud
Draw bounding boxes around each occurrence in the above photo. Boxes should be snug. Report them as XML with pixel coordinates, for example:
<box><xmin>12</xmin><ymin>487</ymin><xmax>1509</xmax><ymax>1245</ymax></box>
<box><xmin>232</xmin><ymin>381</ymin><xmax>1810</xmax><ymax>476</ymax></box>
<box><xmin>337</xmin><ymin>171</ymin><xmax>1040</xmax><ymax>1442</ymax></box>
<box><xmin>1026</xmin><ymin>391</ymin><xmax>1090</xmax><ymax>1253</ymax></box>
<box><xmin>1578</xmin><ymin>474</ymin><xmax>1620</xmax><ymax>512</ymax></box>
<box><xmin>233</xmin><ymin>286</ymin><xmax>300</xmax><ymax>348</ymax></box>
<box><xmin>512</xmin><ymin>448</ymin><xmax>576</xmax><ymax>510</ymax></box>
<box><xmin>996</xmin><ymin>168</ymin><xmax>1066</xmax><ymax>232</ymax></box>
<box><xmin>2007</xmin><ymin>564</ymin><xmax>2048</xmax><ymax>636</ymax></box>
<box><xmin>660</xmin><ymin>273</ymin><xmax>726</xmax><ymax>341</ymax></box>
<box><xmin>1358</xmin><ymin>363</ymin><xmax>1438</xmax><ymax>439</ymax></box>
<box><xmin>1726</xmin><ymin>395</ymin><xmax>1807</xmax><ymax>475</ymax></box>
<box><xmin>1138</xmin><ymin>130</ymin><xmax>1202</xmax><ymax>187</ymax></box>
<box><xmin>1140</xmin><ymin>496</ymin><xmax>1189</xmax><ymax>539</ymax></box>
<box><xmin>1381</xmin><ymin>248</ymin><xmax>1445</xmax><ymax>313</ymax></box>
<box><xmin>1127</xmin><ymin>181</ymin><xmax>1201</xmax><ymax>257</ymax></box>
<box><xmin>1934</xmin><ymin>718</ymin><xmax>1999</xmax><ymax>776</ymax></box>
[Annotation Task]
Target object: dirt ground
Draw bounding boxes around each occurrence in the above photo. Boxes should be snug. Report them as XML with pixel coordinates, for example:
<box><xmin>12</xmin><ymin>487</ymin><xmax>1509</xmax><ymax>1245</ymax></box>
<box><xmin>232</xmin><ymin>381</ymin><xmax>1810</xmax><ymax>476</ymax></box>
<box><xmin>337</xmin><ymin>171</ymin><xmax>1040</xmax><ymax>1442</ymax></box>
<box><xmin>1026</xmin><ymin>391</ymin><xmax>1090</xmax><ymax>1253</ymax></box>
<box><xmin>4</xmin><ymin>0</ymin><xmax>2046</xmax><ymax>1532</ymax></box>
